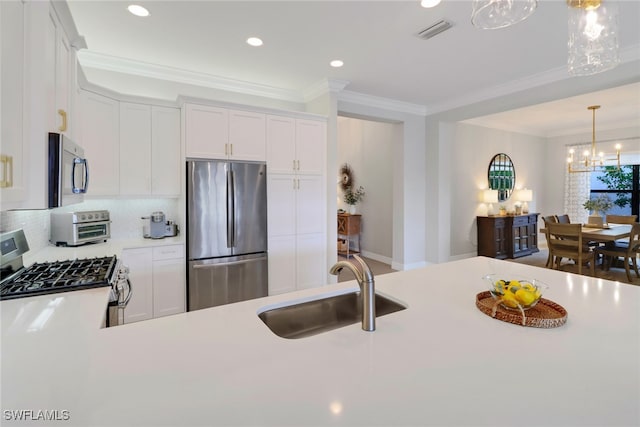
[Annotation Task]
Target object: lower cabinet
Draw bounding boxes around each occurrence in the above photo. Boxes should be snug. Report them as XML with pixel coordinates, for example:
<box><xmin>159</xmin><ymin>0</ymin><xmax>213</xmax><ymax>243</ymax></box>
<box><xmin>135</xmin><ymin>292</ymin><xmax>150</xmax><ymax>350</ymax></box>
<box><xmin>477</xmin><ymin>214</ymin><xmax>539</xmax><ymax>259</ymax></box>
<box><xmin>122</xmin><ymin>244</ymin><xmax>185</xmax><ymax>324</ymax></box>
<box><xmin>267</xmin><ymin>233</ymin><xmax>325</xmax><ymax>295</ymax></box>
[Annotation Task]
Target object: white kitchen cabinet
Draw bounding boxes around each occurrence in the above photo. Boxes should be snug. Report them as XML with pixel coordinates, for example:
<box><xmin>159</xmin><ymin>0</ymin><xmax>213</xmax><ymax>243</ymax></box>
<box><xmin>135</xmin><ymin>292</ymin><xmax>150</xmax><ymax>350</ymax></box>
<box><xmin>120</xmin><ymin>102</ymin><xmax>152</xmax><ymax>195</ymax></box>
<box><xmin>267</xmin><ymin>173</ymin><xmax>326</xmax><ymax>295</ymax></box>
<box><xmin>184</xmin><ymin>103</ymin><xmax>265</xmax><ymax>161</ymax></box>
<box><xmin>267</xmin><ymin>116</ymin><xmax>326</xmax><ymax>175</ymax></box>
<box><xmin>79</xmin><ymin>90</ymin><xmax>120</xmax><ymax>196</ymax></box>
<box><xmin>151</xmin><ymin>106</ymin><xmax>181</xmax><ymax>196</ymax></box>
<box><xmin>122</xmin><ymin>248</ymin><xmax>154</xmax><ymax>324</ymax></box>
<box><xmin>152</xmin><ymin>245</ymin><xmax>186</xmax><ymax>317</ymax></box>
<box><xmin>0</xmin><ymin>0</ymin><xmax>26</xmax><ymax>205</ymax></box>
<box><xmin>123</xmin><ymin>244</ymin><xmax>185</xmax><ymax>323</ymax></box>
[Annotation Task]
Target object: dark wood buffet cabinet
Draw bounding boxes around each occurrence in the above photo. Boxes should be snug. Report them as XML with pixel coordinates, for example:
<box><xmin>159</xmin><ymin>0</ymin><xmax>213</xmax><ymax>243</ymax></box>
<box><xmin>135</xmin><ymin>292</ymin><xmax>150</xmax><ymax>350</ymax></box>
<box><xmin>477</xmin><ymin>213</ymin><xmax>539</xmax><ymax>259</ymax></box>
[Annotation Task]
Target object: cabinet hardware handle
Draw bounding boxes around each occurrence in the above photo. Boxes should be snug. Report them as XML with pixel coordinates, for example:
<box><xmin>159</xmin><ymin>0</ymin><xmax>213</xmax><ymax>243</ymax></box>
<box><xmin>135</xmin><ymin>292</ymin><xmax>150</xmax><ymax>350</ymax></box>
<box><xmin>58</xmin><ymin>109</ymin><xmax>67</xmax><ymax>132</ymax></box>
<box><xmin>292</xmin><ymin>159</ymin><xmax>296</xmax><ymax>171</ymax></box>
<box><xmin>0</xmin><ymin>155</ymin><xmax>13</xmax><ymax>188</ymax></box>
<box><xmin>230</xmin><ymin>143</ymin><xmax>233</xmax><ymax>156</ymax></box>
<box><xmin>296</xmin><ymin>160</ymin><xmax>300</xmax><ymax>170</ymax></box>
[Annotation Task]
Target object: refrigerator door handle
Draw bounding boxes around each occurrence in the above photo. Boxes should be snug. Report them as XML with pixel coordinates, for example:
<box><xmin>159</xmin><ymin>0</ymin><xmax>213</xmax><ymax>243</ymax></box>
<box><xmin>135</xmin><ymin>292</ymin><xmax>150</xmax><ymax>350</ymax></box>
<box><xmin>192</xmin><ymin>257</ymin><xmax>265</xmax><ymax>268</ymax></box>
<box><xmin>226</xmin><ymin>168</ymin><xmax>236</xmax><ymax>248</ymax></box>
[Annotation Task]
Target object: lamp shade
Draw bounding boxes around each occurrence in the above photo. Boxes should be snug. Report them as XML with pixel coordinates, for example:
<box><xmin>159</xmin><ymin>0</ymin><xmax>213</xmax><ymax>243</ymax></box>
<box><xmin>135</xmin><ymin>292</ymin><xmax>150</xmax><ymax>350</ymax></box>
<box><xmin>517</xmin><ymin>189</ymin><xmax>533</xmax><ymax>202</ymax></box>
<box><xmin>482</xmin><ymin>189</ymin><xmax>499</xmax><ymax>204</ymax></box>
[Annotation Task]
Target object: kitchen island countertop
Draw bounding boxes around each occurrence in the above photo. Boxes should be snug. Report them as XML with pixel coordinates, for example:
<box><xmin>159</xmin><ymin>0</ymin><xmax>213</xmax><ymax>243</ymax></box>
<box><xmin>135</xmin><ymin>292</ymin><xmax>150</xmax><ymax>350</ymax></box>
<box><xmin>1</xmin><ymin>256</ymin><xmax>639</xmax><ymax>426</ymax></box>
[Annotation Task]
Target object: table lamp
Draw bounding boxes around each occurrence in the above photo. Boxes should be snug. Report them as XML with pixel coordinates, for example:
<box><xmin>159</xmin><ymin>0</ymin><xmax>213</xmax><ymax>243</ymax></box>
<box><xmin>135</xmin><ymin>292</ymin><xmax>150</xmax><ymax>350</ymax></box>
<box><xmin>518</xmin><ymin>189</ymin><xmax>533</xmax><ymax>214</ymax></box>
<box><xmin>482</xmin><ymin>189</ymin><xmax>499</xmax><ymax>216</ymax></box>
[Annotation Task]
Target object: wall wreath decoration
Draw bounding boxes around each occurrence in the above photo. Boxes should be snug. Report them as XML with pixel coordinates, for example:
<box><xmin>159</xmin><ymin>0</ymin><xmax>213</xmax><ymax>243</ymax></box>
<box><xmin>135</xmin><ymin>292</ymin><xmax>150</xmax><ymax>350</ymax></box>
<box><xmin>339</xmin><ymin>163</ymin><xmax>354</xmax><ymax>191</ymax></box>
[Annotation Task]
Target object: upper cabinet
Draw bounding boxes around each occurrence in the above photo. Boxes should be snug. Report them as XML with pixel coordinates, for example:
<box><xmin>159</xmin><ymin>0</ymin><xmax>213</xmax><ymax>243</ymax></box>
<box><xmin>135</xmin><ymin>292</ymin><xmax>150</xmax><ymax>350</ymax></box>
<box><xmin>1</xmin><ymin>0</ymin><xmax>81</xmax><ymax>210</ymax></box>
<box><xmin>79</xmin><ymin>93</ymin><xmax>181</xmax><ymax>198</ymax></box>
<box><xmin>1</xmin><ymin>0</ymin><xmax>26</xmax><ymax>205</ymax></box>
<box><xmin>267</xmin><ymin>116</ymin><xmax>326</xmax><ymax>175</ymax></box>
<box><xmin>184</xmin><ymin>103</ymin><xmax>266</xmax><ymax>161</ymax></box>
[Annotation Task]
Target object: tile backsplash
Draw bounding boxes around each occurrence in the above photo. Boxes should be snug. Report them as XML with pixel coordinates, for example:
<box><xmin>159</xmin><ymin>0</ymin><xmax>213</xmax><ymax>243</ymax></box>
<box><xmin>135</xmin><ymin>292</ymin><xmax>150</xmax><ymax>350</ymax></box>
<box><xmin>1</xmin><ymin>199</ymin><xmax>181</xmax><ymax>254</ymax></box>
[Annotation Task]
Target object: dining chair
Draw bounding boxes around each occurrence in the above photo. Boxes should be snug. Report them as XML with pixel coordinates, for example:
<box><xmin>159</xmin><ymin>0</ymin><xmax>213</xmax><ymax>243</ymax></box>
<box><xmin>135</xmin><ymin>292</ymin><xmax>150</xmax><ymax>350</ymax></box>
<box><xmin>595</xmin><ymin>223</ymin><xmax>640</xmax><ymax>282</ymax></box>
<box><xmin>556</xmin><ymin>214</ymin><xmax>571</xmax><ymax>224</ymax></box>
<box><xmin>605</xmin><ymin>214</ymin><xmax>638</xmax><ymax>224</ymax></box>
<box><xmin>546</xmin><ymin>223</ymin><xmax>595</xmax><ymax>276</ymax></box>
<box><xmin>542</xmin><ymin>215</ymin><xmax>559</xmax><ymax>267</ymax></box>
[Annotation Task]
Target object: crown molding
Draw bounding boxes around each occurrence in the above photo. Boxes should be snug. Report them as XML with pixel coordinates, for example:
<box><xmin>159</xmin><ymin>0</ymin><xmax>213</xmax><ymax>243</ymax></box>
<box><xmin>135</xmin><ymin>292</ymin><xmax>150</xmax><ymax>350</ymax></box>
<box><xmin>302</xmin><ymin>78</ymin><xmax>351</xmax><ymax>102</ymax></box>
<box><xmin>77</xmin><ymin>51</ymin><xmax>304</xmax><ymax>103</ymax></box>
<box><xmin>338</xmin><ymin>90</ymin><xmax>428</xmax><ymax>116</ymax></box>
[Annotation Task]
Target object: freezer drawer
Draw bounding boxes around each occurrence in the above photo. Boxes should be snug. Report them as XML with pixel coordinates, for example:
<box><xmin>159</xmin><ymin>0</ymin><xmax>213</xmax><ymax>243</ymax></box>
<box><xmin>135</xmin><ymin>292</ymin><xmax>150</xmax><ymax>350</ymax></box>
<box><xmin>188</xmin><ymin>254</ymin><xmax>268</xmax><ymax>311</ymax></box>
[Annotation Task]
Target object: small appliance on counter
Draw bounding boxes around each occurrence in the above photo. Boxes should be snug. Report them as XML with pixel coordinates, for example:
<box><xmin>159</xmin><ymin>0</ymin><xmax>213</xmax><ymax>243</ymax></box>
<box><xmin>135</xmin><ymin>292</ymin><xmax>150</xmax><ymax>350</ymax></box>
<box><xmin>142</xmin><ymin>211</ymin><xmax>179</xmax><ymax>239</ymax></box>
<box><xmin>50</xmin><ymin>210</ymin><xmax>111</xmax><ymax>247</ymax></box>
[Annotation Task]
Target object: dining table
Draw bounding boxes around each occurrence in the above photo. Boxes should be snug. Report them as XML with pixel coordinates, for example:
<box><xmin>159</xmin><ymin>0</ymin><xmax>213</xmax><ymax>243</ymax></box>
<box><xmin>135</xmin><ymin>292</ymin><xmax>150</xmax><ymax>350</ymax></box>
<box><xmin>540</xmin><ymin>223</ymin><xmax>632</xmax><ymax>243</ymax></box>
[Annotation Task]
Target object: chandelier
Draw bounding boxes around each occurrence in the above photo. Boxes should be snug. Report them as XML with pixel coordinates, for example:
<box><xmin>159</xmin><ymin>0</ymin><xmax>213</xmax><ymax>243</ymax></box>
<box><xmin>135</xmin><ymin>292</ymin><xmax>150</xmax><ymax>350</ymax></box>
<box><xmin>567</xmin><ymin>105</ymin><xmax>621</xmax><ymax>173</ymax></box>
<box><xmin>567</xmin><ymin>0</ymin><xmax>620</xmax><ymax>76</ymax></box>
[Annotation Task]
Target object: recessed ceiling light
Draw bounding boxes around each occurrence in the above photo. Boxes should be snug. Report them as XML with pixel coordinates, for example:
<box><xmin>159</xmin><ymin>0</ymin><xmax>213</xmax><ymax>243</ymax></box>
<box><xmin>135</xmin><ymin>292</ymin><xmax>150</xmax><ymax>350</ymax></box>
<box><xmin>421</xmin><ymin>0</ymin><xmax>442</xmax><ymax>8</ymax></box>
<box><xmin>127</xmin><ymin>4</ymin><xmax>150</xmax><ymax>17</ymax></box>
<box><xmin>247</xmin><ymin>37</ymin><xmax>263</xmax><ymax>47</ymax></box>
<box><xmin>330</xmin><ymin>60</ymin><xmax>344</xmax><ymax>68</ymax></box>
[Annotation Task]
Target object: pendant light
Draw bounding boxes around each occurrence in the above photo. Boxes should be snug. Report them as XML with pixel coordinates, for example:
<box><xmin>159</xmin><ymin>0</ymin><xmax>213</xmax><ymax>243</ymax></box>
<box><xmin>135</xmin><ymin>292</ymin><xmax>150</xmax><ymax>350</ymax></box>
<box><xmin>567</xmin><ymin>105</ymin><xmax>622</xmax><ymax>173</ymax></box>
<box><xmin>567</xmin><ymin>0</ymin><xmax>620</xmax><ymax>76</ymax></box>
<box><xmin>471</xmin><ymin>0</ymin><xmax>538</xmax><ymax>30</ymax></box>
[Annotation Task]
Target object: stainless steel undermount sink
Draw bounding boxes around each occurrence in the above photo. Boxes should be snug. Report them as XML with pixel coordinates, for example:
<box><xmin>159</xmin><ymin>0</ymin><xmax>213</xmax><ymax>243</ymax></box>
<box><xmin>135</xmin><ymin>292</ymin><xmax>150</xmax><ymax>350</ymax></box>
<box><xmin>257</xmin><ymin>291</ymin><xmax>407</xmax><ymax>339</ymax></box>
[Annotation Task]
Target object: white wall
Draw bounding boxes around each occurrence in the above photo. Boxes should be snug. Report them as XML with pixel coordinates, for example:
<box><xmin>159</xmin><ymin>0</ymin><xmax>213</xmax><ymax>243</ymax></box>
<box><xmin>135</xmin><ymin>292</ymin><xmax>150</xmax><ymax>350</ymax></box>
<box><xmin>337</xmin><ymin>116</ymin><xmax>397</xmax><ymax>262</ymax></box>
<box><xmin>337</xmin><ymin>100</ymin><xmax>425</xmax><ymax>271</ymax></box>
<box><xmin>449</xmin><ymin>123</ymin><xmax>546</xmax><ymax>258</ymax></box>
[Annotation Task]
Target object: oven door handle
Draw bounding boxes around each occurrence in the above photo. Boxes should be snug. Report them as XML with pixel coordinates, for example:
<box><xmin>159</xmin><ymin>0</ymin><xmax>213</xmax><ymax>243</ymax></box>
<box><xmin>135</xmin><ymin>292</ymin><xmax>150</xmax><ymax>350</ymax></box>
<box><xmin>118</xmin><ymin>277</ymin><xmax>132</xmax><ymax>309</ymax></box>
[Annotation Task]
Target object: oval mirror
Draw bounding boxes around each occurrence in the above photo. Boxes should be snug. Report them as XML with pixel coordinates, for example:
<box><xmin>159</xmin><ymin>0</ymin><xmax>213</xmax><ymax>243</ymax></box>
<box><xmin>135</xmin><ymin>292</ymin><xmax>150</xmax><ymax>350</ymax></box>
<box><xmin>487</xmin><ymin>153</ymin><xmax>515</xmax><ymax>202</ymax></box>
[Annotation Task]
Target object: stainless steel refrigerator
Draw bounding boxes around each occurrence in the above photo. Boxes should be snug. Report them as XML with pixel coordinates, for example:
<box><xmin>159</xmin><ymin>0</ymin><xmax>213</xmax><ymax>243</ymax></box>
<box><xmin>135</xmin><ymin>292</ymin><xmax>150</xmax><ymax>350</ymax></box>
<box><xmin>186</xmin><ymin>160</ymin><xmax>268</xmax><ymax>311</ymax></box>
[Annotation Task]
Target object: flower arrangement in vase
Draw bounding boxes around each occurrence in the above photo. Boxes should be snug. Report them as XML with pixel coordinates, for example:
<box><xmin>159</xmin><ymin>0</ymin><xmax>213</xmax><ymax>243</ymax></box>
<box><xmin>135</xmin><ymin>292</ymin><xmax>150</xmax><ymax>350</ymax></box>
<box><xmin>583</xmin><ymin>195</ymin><xmax>613</xmax><ymax>225</ymax></box>
<box><xmin>344</xmin><ymin>186</ymin><xmax>365</xmax><ymax>214</ymax></box>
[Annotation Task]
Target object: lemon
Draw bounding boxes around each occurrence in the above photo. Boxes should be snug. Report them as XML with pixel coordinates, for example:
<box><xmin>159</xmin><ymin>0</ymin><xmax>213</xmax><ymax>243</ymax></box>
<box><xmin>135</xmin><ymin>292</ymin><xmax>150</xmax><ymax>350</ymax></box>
<box><xmin>515</xmin><ymin>288</ymin><xmax>536</xmax><ymax>306</ymax></box>
<box><xmin>501</xmin><ymin>292</ymin><xmax>519</xmax><ymax>308</ymax></box>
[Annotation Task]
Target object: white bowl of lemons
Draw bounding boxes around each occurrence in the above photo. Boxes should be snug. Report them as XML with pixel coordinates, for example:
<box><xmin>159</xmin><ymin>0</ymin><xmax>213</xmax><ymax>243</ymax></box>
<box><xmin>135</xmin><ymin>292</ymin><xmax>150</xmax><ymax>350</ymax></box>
<box><xmin>484</xmin><ymin>274</ymin><xmax>548</xmax><ymax>311</ymax></box>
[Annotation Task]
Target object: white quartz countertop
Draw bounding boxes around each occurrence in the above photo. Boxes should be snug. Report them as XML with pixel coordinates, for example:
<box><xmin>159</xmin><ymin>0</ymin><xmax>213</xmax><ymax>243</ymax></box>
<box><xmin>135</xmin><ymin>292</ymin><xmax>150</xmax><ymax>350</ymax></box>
<box><xmin>22</xmin><ymin>236</ymin><xmax>184</xmax><ymax>265</ymax></box>
<box><xmin>2</xmin><ymin>257</ymin><xmax>639</xmax><ymax>426</ymax></box>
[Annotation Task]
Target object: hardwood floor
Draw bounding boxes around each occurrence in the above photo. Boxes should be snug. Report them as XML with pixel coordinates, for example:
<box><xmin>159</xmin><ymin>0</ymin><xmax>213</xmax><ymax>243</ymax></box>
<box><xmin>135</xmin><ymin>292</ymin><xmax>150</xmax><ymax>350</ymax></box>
<box><xmin>507</xmin><ymin>248</ymin><xmax>640</xmax><ymax>286</ymax></box>
<box><xmin>335</xmin><ymin>251</ymin><xmax>640</xmax><ymax>286</ymax></box>
<box><xmin>336</xmin><ymin>255</ymin><xmax>395</xmax><ymax>282</ymax></box>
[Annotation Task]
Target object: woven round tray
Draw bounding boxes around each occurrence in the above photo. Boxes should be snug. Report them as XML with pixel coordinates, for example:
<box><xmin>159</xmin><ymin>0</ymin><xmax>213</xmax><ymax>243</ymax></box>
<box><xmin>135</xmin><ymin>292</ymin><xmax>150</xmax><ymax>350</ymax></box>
<box><xmin>475</xmin><ymin>291</ymin><xmax>568</xmax><ymax>328</ymax></box>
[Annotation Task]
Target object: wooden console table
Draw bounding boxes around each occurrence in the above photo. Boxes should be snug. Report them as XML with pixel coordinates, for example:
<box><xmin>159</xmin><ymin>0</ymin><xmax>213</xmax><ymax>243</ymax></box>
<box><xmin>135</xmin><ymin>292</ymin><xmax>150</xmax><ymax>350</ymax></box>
<box><xmin>477</xmin><ymin>213</ymin><xmax>539</xmax><ymax>259</ymax></box>
<box><xmin>337</xmin><ymin>213</ymin><xmax>361</xmax><ymax>258</ymax></box>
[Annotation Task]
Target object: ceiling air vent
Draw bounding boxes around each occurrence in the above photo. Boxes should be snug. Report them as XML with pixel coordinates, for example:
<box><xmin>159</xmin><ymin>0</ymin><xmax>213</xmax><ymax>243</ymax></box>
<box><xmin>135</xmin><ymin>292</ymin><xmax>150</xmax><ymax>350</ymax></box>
<box><xmin>416</xmin><ymin>20</ymin><xmax>453</xmax><ymax>40</ymax></box>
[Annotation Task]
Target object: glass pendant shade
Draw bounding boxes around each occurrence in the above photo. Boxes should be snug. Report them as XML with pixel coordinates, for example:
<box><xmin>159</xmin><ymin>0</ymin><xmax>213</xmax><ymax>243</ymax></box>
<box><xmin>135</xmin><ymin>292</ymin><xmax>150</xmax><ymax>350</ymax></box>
<box><xmin>567</xmin><ymin>0</ymin><xmax>619</xmax><ymax>76</ymax></box>
<box><xmin>471</xmin><ymin>0</ymin><xmax>538</xmax><ymax>30</ymax></box>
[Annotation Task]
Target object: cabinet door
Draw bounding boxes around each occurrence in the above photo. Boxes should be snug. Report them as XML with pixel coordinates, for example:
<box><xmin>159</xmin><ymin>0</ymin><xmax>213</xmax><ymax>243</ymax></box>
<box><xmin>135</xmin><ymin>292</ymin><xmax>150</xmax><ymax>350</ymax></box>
<box><xmin>229</xmin><ymin>110</ymin><xmax>266</xmax><ymax>161</ymax></box>
<box><xmin>296</xmin><ymin>233</ymin><xmax>326</xmax><ymax>290</ymax></box>
<box><xmin>296</xmin><ymin>119</ymin><xmax>325</xmax><ymax>175</ymax></box>
<box><xmin>266</xmin><ymin>115</ymin><xmax>296</xmax><ymax>174</ymax></box>
<box><xmin>184</xmin><ymin>103</ymin><xmax>228</xmax><ymax>159</ymax></box>
<box><xmin>122</xmin><ymin>248</ymin><xmax>153</xmax><ymax>324</ymax></box>
<box><xmin>151</xmin><ymin>106</ymin><xmax>181</xmax><ymax>196</ymax></box>
<box><xmin>296</xmin><ymin>175</ymin><xmax>325</xmax><ymax>235</ymax></box>
<box><xmin>153</xmin><ymin>258</ymin><xmax>186</xmax><ymax>318</ymax></box>
<box><xmin>0</xmin><ymin>0</ymin><xmax>26</xmax><ymax>205</ymax></box>
<box><xmin>267</xmin><ymin>235</ymin><xmax>296</xmax><ymax>295</ymax></box>
<box><xmin>79</xmin><ymin>91</ymin><xmax>120</xmax><ymax>196</ymax></box>
<box><xmin>55</xmin><ymin>21</ymin><xmax>70</xmax><ymax>136</ymax></box>
<box><xmin>120</xmin><ymin>102</ymin><xmax>151</xmax><ymax>195</ymax></box>
<box><xmin>267</xmin><ymin>174</ymin><xmax>297</xmax><ymax>237</ymax></box>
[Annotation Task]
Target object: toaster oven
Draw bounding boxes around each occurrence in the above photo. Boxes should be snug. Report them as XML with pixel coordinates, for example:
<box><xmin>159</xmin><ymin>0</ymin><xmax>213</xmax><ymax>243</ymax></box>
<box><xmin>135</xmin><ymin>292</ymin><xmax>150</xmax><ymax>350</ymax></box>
<box><xmin>50</xmin><ymin>210</ymin><xmax>111</xmax><ymax>247</ymax></box>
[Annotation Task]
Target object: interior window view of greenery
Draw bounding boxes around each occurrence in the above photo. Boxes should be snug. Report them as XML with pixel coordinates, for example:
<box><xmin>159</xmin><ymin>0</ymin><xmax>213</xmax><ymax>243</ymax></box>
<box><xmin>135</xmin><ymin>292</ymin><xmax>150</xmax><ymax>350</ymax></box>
<box><xmin>589</xmin><ymin>165</ymin><xmax>640</xmax><ymax>218</ymax></box>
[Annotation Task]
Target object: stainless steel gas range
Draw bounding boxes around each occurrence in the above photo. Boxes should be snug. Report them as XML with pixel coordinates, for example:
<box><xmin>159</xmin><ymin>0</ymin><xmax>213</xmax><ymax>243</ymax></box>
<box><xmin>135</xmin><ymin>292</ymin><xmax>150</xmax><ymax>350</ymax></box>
<box><xmin>0</xmin><ymin>229</ymin><xmax>131</xmax><ymax>327</ymax></box>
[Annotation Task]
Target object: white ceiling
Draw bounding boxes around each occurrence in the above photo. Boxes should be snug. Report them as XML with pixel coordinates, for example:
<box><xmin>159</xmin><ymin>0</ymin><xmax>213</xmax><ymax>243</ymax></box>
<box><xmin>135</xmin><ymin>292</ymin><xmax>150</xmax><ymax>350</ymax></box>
<box><xmin>67</xmin><ymin>0</ymin><xmax>640</xmax><ymax>136</ymax></box>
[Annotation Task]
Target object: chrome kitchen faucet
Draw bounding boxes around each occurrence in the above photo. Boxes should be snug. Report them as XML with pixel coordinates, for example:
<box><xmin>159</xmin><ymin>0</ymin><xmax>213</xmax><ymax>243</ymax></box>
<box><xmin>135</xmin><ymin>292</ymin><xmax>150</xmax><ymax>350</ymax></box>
<box><xmin>329</xmin><ymin>255</ymin><xmax>376</xmax><ymax>332</ymax></box>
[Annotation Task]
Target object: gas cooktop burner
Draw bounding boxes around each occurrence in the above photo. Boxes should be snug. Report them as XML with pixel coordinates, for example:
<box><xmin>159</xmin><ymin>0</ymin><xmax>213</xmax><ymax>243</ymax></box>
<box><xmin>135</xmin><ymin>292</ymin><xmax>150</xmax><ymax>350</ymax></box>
<box><xmin>0</xmin><ymin>256</ymin><xmax>118</xmax><ymax>300</ymax></box>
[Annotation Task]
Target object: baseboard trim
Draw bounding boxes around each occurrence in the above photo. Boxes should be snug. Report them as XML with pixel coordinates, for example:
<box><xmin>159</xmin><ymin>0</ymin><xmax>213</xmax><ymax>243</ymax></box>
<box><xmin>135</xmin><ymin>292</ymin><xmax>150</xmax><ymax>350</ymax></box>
<box><xmin>360</xmin><ymin>250</ymin><xmax>392</xmax><ymax>266</ymax></box>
